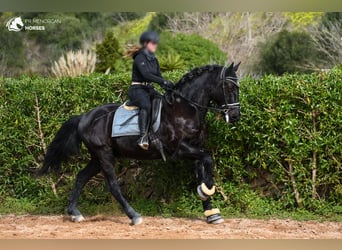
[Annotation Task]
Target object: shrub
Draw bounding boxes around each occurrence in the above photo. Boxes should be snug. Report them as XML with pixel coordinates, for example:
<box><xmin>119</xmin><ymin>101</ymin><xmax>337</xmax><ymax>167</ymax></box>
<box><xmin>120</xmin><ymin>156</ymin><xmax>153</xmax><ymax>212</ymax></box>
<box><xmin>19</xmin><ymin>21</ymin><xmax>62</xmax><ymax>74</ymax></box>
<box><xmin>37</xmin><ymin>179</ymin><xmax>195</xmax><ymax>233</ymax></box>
<box><xmin>158</xmin><ymin>32</ymin><xmax>227</xmax><ymax>69</ymax></box>
<box><xmin>158</xmin><ymin>51</ymin><xmax>185</xmax><ymax>72</ymax></box>
<box><xmin>95</xmin><ymin>31</ymin><xmax>122</xmax><ymax>73</ymax></box>
<box><xmin>51</xmin><ymin>50</ymin><xmax>96</xmax><ymax>78</ymax></box>
<box><xmin>257</xmin><ymin>29</ymin><xmax>317</xmax><ymax>75</ymax></box>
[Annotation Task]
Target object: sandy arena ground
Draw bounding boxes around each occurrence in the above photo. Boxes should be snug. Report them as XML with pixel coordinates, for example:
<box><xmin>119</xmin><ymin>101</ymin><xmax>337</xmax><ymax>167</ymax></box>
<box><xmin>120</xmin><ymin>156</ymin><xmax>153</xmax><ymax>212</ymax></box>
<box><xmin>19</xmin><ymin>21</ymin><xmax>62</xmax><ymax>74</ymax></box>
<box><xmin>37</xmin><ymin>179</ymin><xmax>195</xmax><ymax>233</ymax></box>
<box><xmin>0</xmin><ymin>215</ymin><xmax>341</xmax><ymax>239</ymax></box>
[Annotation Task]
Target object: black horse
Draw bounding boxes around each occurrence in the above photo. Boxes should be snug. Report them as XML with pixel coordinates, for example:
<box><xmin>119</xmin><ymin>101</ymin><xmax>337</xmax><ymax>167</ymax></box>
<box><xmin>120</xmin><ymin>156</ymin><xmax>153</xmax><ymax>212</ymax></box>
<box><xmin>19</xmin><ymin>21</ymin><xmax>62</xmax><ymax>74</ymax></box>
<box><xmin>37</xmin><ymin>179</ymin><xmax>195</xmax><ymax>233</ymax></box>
<box><xmin>38</xmin><ymin>63</ymin><xmax>241</xmax><ymax>225</ymax></box>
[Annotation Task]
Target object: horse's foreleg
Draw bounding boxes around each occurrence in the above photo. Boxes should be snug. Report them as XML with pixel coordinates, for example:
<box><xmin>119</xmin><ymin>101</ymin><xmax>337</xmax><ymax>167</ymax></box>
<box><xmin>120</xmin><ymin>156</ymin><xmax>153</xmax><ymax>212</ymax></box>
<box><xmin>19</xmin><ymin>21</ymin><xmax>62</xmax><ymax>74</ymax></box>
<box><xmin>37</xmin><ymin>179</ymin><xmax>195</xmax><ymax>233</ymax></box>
<box><xmin>67</xmin><ymin>158</ymin><xmax>101</xmax><ymax>222</ymax></box>
<box><xmin>178</xmin><ymin>143</ymin><xmax>224</xmax><ymax>224</ymax></box>
<box><xmin>194</xmin><ymin>160</ymin><xmax>224</xmax><ymax>224</ymax></box>
<box><xmin>97</xmin><ymin>148</ymin><xmax>142</xmax><ymax>225</ymax></box>
<box><xmin>178</xmin><ymin>143</ymin><xmax>214</xmax><ymax>190</ymax></box>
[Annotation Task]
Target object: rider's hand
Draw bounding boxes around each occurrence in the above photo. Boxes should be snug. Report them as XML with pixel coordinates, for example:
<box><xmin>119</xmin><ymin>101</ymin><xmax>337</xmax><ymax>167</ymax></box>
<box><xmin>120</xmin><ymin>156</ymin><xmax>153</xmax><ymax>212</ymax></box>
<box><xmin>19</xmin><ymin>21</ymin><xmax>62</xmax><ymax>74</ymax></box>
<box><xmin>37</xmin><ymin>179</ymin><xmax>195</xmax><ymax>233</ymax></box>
<box><xmin>162</xmin><ymin>80</ymin><xmax>174</xmax><ymax>90</ymax></box>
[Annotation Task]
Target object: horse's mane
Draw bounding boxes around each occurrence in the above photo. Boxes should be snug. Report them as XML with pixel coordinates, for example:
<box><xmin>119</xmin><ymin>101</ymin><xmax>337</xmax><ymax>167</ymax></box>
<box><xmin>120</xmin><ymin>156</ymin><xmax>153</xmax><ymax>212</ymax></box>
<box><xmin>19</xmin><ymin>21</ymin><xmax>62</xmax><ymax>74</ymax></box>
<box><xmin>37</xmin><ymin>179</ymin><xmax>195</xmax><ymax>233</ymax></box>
<box><xmin>175</xmin><ymin>65</ymin><xmax>222</xmax><ymax>88</ymax></box>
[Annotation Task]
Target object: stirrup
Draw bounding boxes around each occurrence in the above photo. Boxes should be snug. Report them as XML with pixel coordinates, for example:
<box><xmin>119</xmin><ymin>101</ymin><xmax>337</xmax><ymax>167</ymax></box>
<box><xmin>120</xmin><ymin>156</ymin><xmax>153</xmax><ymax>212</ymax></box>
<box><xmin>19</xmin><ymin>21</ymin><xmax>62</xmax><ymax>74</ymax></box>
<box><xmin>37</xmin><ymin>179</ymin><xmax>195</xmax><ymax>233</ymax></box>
<box><xmin>138</xmin><ymin>135</ymin><xmax>149</xmax><ymax>150</ymax></box>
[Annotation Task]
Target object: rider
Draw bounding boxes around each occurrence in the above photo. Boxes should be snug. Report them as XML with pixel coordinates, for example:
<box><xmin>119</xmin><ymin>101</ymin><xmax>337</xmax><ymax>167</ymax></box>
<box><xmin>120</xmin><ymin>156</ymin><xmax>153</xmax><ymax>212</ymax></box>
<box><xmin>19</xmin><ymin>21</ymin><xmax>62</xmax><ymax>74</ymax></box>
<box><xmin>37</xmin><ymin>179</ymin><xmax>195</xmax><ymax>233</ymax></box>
<box><xmin>126</xmin><ymin>31</ymin><xmax>173</xmax><ymax>150</ymax></box>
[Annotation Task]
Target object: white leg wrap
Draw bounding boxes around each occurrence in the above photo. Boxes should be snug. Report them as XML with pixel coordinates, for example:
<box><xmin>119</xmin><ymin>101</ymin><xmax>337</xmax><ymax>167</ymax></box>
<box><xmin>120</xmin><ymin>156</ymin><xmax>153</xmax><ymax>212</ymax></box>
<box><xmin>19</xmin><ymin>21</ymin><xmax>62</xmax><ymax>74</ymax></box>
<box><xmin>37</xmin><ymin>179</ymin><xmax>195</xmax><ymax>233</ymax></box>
<box><xmin>204</xmin><ymin>208</ymin><xmax>220</xmax><ymax>217</ymax></box>
<box><xmin>197</xmin><ymin>185</ymin><xmax>209</xmax><ymax>201</ymax></box>
<box><xmin>201</xmin><ymin>183</ymin><xmax>216</xmax><ymax>196</ymax></box>
<box><xmin>204</xmin><ymin>208</ymin><xmax>224</xmax><ymax>224</ymax></box>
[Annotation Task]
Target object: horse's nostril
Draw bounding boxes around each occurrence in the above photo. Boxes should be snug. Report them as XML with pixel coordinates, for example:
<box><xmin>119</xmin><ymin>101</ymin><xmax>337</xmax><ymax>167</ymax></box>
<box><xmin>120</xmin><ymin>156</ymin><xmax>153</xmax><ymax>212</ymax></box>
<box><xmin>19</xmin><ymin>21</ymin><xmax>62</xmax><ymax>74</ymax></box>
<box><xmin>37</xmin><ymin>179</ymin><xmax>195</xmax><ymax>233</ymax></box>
<box><xmin>231</xmin><ymin>113</ymin><xmax>239</xmax><ymax>119</ymax></box>
<box><xmin>231</xmin><ymin>113</ymin><xmax>240</xmax><ymax>121</ymax></box>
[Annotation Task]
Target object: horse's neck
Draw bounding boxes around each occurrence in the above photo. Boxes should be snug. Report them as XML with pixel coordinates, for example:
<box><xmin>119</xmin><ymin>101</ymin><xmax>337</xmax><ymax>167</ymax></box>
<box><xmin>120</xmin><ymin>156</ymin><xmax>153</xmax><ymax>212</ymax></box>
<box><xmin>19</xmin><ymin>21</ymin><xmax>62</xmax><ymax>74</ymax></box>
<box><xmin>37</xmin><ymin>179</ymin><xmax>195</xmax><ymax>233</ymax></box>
<box><xmin>177</xmin><ymin>80</ymin><xmax>211</xmax><ymax>108</ymax></box>
<box><xmin>175</xmin><ymin>77</ymin><xmax>213</xmax><ymax>121</ymax></box>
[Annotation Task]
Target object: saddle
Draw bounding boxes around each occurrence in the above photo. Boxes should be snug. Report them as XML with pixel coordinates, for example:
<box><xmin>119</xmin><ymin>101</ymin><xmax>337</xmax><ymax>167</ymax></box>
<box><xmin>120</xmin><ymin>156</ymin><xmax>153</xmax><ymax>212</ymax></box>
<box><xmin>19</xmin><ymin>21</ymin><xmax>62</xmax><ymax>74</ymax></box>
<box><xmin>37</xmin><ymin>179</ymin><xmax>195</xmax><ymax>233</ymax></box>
<box><xmin>111</xmin><ymin>96</ymin><xmax>162</xmax><ymax>138</ymax></box>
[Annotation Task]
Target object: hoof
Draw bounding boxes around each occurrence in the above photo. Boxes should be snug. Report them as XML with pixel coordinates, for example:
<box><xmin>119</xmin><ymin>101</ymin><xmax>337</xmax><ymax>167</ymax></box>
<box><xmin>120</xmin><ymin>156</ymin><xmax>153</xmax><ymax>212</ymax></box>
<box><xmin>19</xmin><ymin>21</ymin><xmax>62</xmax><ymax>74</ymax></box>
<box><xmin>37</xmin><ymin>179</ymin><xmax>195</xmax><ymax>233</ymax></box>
<box><xmin>71</xmin><ymin>215</ymin><xmax>85</xmax><ymax>223</ymax></box>
<box><xmin>131</xmin><ymin>216</ymin><xmax>143</xmax><ymax>226</ymax></box>
<box><xmin>204</xmin><ymin>208</ymin><xmax>224</xmax><ymax>224</ymax></box>
<box><xmin>208</xmin><ymin>216</ymin><xmax>224</xmax><ymax>224</ymax></box>
<box><xmin>207</xmin><ymin>214</ymin><xmax>224</xmax><ymax>224</ymax></box>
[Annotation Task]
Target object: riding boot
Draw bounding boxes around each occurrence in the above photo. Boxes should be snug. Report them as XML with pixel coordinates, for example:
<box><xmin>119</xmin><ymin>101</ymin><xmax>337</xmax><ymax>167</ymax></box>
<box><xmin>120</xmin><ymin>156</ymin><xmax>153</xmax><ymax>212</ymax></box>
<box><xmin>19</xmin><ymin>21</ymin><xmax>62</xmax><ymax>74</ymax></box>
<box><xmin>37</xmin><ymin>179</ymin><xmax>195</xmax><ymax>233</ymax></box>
<box><xmin>138</xmin><ymin>109</ymin><xmax>150</xmax><ymax>150</ymax></box>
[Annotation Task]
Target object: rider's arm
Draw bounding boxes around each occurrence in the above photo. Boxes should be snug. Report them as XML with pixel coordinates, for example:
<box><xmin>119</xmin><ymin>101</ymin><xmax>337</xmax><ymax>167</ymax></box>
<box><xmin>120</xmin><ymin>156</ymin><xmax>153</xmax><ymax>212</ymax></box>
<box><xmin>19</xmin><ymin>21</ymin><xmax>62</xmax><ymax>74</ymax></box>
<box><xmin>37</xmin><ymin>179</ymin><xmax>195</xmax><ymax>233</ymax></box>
<box><xmin>135</xmin><ymin>54</ymin><xmax>168</xmax><ymax>85</ymax></box>
<box><xmin>156</xmin><ymin>59</ymin><xmax>163</xmax><ymax>78</ymax></box>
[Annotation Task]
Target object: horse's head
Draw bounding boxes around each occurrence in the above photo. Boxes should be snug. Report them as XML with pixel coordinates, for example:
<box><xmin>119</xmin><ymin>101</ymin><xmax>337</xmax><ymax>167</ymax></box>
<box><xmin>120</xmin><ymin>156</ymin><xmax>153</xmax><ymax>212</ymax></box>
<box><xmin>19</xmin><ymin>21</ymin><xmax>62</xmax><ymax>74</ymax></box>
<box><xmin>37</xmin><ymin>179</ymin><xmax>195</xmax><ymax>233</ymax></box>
<box><xmin>174</xmin><ymin>63</ymin><xmax>241</xmax><ymax>124</ymax></box>
<box><xmin>211</xmin><ymin>62</ymin><xmax>241</xmax><ymax>123</ymax></box>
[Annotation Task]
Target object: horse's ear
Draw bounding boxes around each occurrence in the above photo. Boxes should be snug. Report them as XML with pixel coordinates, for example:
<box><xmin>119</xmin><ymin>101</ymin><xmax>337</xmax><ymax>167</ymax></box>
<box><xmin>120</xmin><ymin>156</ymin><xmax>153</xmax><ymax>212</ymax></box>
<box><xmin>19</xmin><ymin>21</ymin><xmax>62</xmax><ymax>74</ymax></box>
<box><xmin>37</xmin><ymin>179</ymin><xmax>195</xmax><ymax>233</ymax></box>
<box><xmin>233</xmin><ymin>62</ymin><xmax>241</xmax><ymax>72</ymax></box>
<box><xmin>227</xmin><ymin>62</ymin><xmax>234</xmax><ymax>71</ymax></box>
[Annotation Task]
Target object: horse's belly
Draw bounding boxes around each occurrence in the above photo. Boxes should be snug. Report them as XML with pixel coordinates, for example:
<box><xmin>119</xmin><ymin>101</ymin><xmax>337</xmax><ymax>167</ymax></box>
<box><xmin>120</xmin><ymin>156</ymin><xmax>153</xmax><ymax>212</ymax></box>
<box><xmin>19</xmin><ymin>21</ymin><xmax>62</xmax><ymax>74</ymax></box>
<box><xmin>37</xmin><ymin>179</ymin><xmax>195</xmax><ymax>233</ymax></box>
<box><xmin>111</xmin><ymin>137</ymin><xmax>162</xmax><ymax>160</ymax></box>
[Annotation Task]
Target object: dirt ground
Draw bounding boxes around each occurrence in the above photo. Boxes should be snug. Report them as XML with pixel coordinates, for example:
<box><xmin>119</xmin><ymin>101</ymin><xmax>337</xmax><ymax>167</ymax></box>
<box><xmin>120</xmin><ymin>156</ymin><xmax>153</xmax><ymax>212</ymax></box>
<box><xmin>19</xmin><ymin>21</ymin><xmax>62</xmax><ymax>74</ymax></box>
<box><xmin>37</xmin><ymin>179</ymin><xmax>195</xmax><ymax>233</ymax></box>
<box><xmin>0</xmin><ymin>215</ymin><xmax>341</xmax><ymax>239</ymax></box>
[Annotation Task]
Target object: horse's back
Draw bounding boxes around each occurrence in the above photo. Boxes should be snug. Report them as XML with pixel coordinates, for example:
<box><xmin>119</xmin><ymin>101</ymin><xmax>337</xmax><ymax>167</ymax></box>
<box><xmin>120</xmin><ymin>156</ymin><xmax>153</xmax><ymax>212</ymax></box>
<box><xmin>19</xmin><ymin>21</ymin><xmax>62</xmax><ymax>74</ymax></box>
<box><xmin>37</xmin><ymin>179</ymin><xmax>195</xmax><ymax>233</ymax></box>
<box><xmin>78</xmin><ymin>103</ymin><xmax>121</xmax><ymax>147</ymax></box>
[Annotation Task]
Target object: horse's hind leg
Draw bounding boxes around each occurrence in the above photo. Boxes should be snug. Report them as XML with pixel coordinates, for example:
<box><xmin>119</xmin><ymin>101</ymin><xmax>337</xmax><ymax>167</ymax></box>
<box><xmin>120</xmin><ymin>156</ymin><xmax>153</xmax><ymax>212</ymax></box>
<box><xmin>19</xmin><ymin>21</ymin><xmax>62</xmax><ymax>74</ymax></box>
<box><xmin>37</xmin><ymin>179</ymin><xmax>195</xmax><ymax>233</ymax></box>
<box><xmin>67</xmin><ymin>158</ymin><xmax>101</xmax><ymax>222</ymax></box>
<box><xmin>97</xmin><ymin>148</ymin><xmax>142</xmax><ymax>225</ymax></box>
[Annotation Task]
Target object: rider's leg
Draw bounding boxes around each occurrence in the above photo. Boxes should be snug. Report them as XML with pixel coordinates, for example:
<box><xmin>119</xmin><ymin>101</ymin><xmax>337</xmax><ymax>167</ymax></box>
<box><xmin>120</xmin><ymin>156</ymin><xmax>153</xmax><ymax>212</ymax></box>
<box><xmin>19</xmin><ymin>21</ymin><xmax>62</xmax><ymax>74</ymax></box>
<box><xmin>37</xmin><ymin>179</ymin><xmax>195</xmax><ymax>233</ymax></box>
<box><xmin>137</xmin><ymin>108</ymin><xmax>150</xmax><ymax>150</ymax></box>
<box><xmin>128</xmin><ymin>86</ymin><xmax>151</xmax><ymax>150</ymax></box>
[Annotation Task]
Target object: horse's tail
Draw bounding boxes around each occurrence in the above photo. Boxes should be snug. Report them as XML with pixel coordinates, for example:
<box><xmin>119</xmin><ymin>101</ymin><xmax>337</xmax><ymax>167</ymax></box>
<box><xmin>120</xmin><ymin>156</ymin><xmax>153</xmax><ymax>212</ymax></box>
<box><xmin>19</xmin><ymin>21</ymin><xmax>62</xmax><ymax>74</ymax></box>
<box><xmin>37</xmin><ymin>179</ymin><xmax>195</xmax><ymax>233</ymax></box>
<box><xmin>37</xmin><ymin>115</ymin><xmax>82</xmax><ymax>176</ymax></box>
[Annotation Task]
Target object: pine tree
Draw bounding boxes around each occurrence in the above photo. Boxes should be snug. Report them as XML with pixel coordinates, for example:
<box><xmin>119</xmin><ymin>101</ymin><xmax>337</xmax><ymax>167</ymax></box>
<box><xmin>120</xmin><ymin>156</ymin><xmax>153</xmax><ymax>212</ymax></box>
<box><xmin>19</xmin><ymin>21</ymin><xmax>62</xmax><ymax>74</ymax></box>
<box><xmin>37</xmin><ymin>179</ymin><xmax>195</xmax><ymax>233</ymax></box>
<box><xmin>95</xmin><ymin>31</ymin><xmax>122</xmax><ymax>73</ymax></box>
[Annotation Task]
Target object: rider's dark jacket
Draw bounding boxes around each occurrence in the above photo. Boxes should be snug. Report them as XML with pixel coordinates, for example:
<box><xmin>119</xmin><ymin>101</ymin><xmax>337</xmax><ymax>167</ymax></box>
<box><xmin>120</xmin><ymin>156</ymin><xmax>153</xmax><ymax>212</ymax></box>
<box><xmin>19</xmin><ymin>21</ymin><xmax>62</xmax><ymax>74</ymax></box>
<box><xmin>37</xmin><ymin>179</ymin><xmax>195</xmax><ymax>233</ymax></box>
<box><xmin>132</xmin><ymin>49</ymin><xmax>167</xmax><ymax>85</ymax></box>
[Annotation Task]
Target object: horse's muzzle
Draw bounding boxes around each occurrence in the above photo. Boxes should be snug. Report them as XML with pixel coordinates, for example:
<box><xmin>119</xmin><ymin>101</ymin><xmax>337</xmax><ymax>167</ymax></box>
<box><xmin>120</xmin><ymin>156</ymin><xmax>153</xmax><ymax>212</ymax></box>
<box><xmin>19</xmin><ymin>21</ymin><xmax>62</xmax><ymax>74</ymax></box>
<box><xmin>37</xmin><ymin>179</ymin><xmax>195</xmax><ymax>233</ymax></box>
<box><xmin>225</xmin><ymin>109</ymin><xmax>240</xmax><ymax>123</ymax></box>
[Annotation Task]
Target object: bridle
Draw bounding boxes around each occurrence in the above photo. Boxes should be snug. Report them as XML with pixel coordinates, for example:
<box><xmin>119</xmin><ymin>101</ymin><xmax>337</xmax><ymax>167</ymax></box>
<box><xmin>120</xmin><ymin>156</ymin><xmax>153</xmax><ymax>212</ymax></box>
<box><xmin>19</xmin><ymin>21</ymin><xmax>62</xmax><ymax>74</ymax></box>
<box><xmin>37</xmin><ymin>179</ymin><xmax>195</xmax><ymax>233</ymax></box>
<box><xmin>219</xmin><ymin>66</ymin><xmax>240</xmax><ymax>123</ymax></box>
<box><xmin>169</xmin><ymin>66</ymin><xmax>240</xmax><ymax>123</ymax></box>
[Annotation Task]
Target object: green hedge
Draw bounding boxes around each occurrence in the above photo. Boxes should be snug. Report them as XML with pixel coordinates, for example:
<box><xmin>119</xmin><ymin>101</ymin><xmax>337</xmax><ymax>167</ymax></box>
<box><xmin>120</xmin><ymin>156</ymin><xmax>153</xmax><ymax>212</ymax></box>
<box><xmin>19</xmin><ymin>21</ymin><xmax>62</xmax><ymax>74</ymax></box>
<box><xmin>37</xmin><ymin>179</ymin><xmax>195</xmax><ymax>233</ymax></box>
<box><xmin>209</xmin><ymin>68</ymin><xmax>341</xmax><ymax>213</ymax></box>
<box><xmin>0</xmin><ymin>68</ymin><xmax>341</xmax><ymax>217</ymax></box>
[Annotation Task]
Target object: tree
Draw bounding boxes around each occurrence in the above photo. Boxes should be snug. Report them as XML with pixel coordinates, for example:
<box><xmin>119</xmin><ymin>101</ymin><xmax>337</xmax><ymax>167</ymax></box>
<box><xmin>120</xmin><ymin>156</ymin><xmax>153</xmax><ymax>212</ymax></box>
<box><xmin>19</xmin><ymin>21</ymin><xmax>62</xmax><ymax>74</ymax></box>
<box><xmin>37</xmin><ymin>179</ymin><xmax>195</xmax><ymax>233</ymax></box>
<box><xmin>309</xmin><ymin>24</ymin><xmax>342</xmax><ymax>70</ymax></box>
<box><xmin>148</xmin><ymin>13</ymin><xmax>169</xmax><ymax>32</ymax></box>
<box><xmin>162</xmin><ymin>12</ymin><xmax>288</xmax><ymax>75</ymax></box>
<box><xmin>110</xmin><ymin>12</ymin><xmax>146</xmax><ymax>25</ymax></box>
<box><xmin>284</xmin><ymin>12</ymin><xmax>323</xmax><ymax>29</ymax></box>
<box><xmin>95</xmin><ymin>31</ymin><xmax>122</xmax><ymax>73</ymax></box>
<box><xmin>321</xmin><ymin>12</ymin><xmax>342</xmax><ymax>29</ymax></box>
<box><xmin>257</xmin><ymin>29</ymin><xmax>317</xmax><ymax>75</ymax></box>
<box><xmin>307</xmin><ymin>12</ymin><xmax>342</xmax><ymax>69</ymax></box>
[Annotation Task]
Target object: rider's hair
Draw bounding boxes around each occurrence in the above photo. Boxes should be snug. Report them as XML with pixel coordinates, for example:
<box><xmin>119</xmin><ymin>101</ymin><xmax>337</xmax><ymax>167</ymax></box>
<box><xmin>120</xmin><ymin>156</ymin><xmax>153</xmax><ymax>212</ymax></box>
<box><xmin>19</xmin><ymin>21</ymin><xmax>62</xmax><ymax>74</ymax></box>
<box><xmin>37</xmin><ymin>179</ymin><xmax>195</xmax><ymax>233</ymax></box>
<box><xmin>124</xmin><ymin>44</ymin><xmax>142</xmax><ymax>58</ymax></box>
